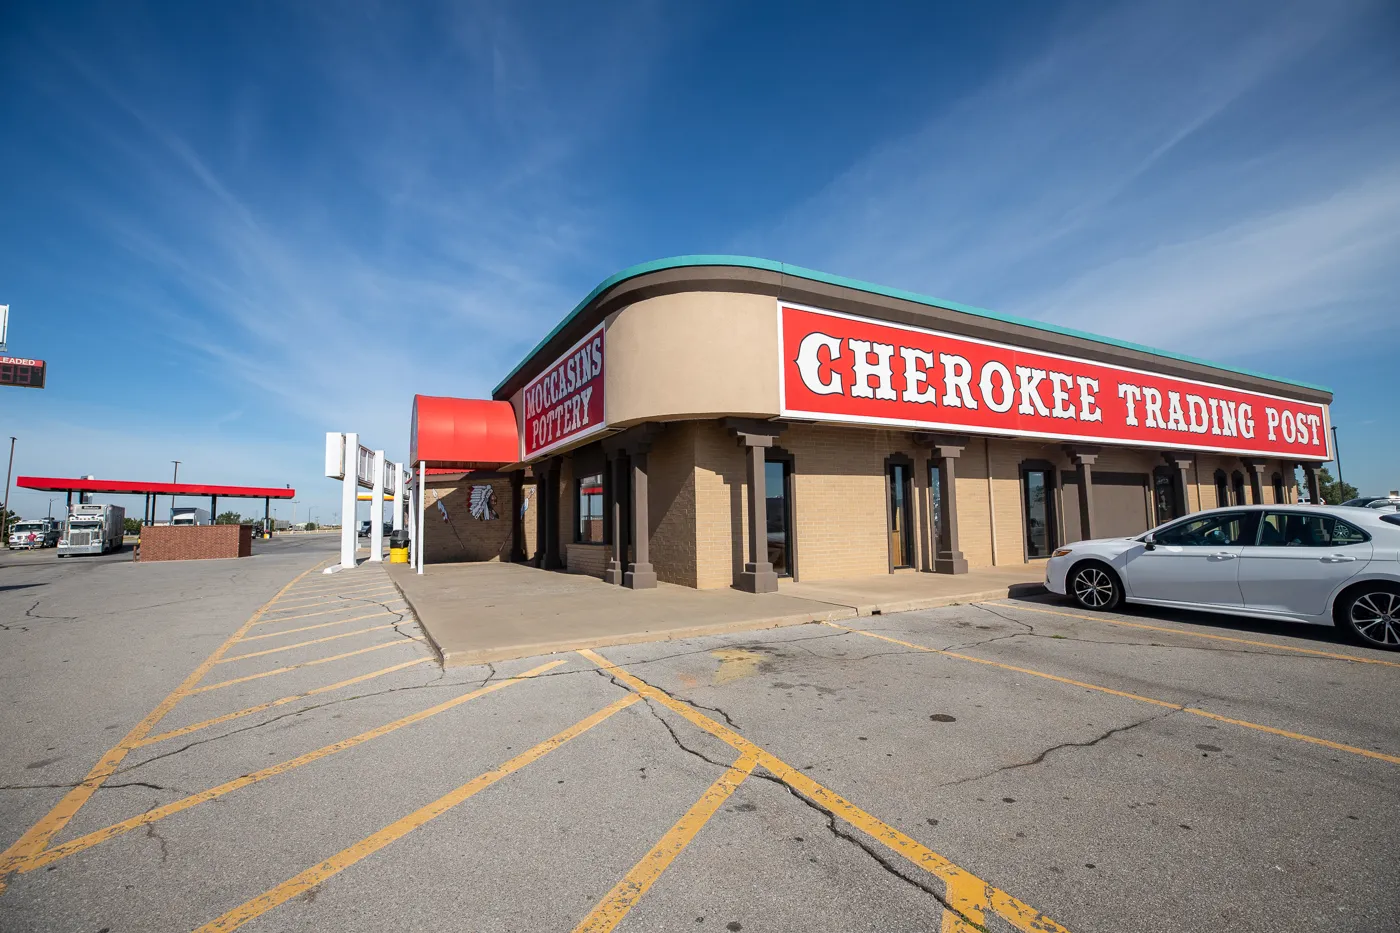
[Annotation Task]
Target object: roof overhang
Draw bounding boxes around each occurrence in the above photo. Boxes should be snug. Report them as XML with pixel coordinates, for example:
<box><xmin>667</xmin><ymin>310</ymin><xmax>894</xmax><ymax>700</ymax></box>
<box><xmin>409</xmin><ymin>395</ymin><xmax>519</xmax><ymax>470</ymax></box>
<box><xmin>17</xmin><ymin>477</ymin><xmax>296</xmax><ymax>498</ymax></box>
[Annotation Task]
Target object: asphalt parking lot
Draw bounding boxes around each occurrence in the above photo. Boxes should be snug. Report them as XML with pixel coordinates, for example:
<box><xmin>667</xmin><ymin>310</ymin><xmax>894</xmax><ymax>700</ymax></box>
<box><xmin>2</xmin><ymin>537</ymin><xmax>1396</xmax><ymax>933</ymax></box>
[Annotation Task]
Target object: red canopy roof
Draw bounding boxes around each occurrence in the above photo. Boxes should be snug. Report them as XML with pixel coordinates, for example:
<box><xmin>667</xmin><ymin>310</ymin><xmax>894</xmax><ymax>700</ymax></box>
<box><xmin>17</xmin><ymin>477</ymin><xmax>296</xmax><ymax>498</ymax></box>
<box><xmin>410</xmin><ymin>395</ymin><xmax>519</xmax><ymax>469</ymax></box>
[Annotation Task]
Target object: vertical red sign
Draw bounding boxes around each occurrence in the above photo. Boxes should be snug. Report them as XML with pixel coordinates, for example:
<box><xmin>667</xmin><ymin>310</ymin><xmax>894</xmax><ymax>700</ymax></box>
<box><xmin>522</xmin><ymin>323</ymin><xmax>606</xmax><ymax>458</ymax></box>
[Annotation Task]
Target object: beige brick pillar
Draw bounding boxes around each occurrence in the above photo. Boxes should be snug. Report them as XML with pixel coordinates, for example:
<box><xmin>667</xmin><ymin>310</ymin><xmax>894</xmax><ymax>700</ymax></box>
<box><xmin>1064</xmin><ymin>446</ymin><xmax>1101</xmax><ymax>541</ymax></box>
<box><xmin>509</xmin><ymin>471</ymin><xmax>525</xmax><ymax>562</ymax></box>
<box><xmin>1241</xmin><ymin>459</ymin><xmax>1265</xmax><ymax>505</ymax></box>
<box><xmin>725</xmin><ymin>419</ymin><xmax>785</xmax><ymax>593</ymax></box>
<box><xmin>916</xmin><ymin>433</ymin><xmax>969</xmax><ymax>575</ymax></box>
<box><xmin>1304</xmin><ymin>464</ymin><xmax>1321</xmax><ymax>504</ymax></box>
<box><xmin>1163</xmin><ymin>452</ymin><xmax>1194</xmax><ymax>517</ymax></box>
<box><xmin>603</xmin><ymin>451</ymin><xmax>627</xmax><ymax>585</ymax></box>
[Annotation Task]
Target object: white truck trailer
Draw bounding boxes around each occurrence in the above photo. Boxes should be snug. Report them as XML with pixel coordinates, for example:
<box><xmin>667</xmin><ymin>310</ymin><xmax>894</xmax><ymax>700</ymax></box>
<box><xmin>170</xmin><ymin>507</ymin><xmax>212</xmax><ymax>526</ymax></box>
<box><xmin>59</xmin><ymin>503</ymin><xmax>126</xmax><ymax>556</ymax></box>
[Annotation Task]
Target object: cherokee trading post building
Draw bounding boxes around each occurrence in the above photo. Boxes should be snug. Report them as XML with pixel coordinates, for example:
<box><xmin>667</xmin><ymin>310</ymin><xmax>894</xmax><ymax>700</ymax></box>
<box><xmin>410</xmin><ymin>256</ymin><xmax>1332</xmax><ymax>592</ymax></box>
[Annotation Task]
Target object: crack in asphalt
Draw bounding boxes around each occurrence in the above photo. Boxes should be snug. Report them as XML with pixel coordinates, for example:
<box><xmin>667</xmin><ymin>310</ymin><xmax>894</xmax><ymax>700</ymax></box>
<box><xmin>144</xmin><ymin>810</ymin><xmax>171</xmax><ymax>864</ymax></box>
<box><xmin>937</xmin><ymin>708</ymin><xmax>1183</xmax><ymax>790</ymax></box>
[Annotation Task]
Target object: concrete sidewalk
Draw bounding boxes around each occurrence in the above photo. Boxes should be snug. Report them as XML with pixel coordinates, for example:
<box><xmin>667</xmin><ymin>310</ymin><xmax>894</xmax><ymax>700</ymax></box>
<box><xmin>387</xmin><ymin>561</ymin><xmax>1046</xmax><ymax>666</ymax></box>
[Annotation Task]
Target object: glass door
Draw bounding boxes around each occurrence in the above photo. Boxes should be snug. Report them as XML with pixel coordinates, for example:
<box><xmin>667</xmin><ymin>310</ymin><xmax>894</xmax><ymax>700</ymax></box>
<box><xmin>1023</xmin><ymin>468</ymin><xmax>1055</xmax><ymax>558</ymax></box>
<box><xmin>764</xmin><ymin>460</ymin><xmax>793</xmax><ymax>577</ymax></box>
<box><xmin>888</xmin><ymin>463</ymin><xmax>913</xmax><ymax>569</ymax></box>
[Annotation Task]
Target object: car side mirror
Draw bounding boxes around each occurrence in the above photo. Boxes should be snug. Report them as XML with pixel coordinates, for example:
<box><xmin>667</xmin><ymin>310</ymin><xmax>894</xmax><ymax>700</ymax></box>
<box><xmin>1142</xmin><ymin>533</ymin><xmax>1156</xmax><ymax>551</ymax></box>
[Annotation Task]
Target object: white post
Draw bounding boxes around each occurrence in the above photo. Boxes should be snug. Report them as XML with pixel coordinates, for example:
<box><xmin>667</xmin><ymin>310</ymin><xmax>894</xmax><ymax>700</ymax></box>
<box><xmin>340</xmin><ymin>432</ymin><xmax>358</xmax><ymax>569</ymax></box>
<box><xmin>369</xmin><ymin>450</ymin><xmax>385</xmax><ymax>562</ymax></box>
<box><xmin>417</xmin><ymin>460</ymin><xmax>427</xmax><ymax>574</ymax></box>
<box><xmin>406</xmin><ymin>472</ymin><xmax>417</xmax><ymax>567</ymax></box>
<box><xmin>392</xmin><ymin>463</ymin><xmax>405</xmax><ymax>533</ymax></box>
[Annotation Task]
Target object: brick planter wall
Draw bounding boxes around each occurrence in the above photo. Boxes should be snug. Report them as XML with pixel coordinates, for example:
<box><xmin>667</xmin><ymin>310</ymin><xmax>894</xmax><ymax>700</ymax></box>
<box><xmin>138</xmin><ymin>524</ymin><xmax>253</xmax><ymax>561</ymax></box>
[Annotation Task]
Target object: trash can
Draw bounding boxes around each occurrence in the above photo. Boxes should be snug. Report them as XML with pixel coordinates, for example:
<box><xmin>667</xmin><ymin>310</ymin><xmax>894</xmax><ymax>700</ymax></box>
<box><xmin>389</xmin><ymin>531</ymin><xmax>410</xmax><ymax>564</ymax></box>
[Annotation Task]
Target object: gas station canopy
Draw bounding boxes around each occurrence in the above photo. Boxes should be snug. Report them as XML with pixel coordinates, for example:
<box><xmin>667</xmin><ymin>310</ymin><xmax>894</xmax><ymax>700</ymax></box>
<box><xmin>17</xmin><ymin>477</ymin><xmax>296</xmax><ymax>498</ymax></box>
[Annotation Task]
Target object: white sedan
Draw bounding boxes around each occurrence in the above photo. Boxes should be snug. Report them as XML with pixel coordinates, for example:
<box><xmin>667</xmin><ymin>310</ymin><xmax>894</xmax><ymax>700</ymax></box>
<box><xmin>1045</xmin><ymin>505</ymin><xmax>1400</xmax><ymax>650</ymax></box>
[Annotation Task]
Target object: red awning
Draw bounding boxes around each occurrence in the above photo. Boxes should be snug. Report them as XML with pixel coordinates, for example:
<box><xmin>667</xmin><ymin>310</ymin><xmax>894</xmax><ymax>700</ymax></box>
<box><xmin>410</xmin><ymin>395</ymin><xmax>519</xmax><ymax>469</ymax></box>
<box><xmin>17</xmin><ymin>477</ymin><xmax>296</xmax><ymax>498</ymax></box>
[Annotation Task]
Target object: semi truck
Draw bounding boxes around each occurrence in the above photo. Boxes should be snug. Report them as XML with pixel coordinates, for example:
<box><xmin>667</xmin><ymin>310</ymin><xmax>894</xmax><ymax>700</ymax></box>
<box><xmin>170</xmin><ymin>507</ymin><xmax>212</xmax><ymax>526</ymax></box>
<box><xmin>58</xmin><ymin>503</ymin><xmax>126</xmax><ymax>556</ymax></box>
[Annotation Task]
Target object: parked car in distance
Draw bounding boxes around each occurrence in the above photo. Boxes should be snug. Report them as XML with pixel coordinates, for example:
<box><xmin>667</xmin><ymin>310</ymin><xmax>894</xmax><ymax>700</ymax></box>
<box><xmin>1046</xmin><ymin>505</ymin><xmax>1400</xmax><ymax>650</ymax></box>
<box><xmin>1339</xmin><ymin>495</ymin><xmax>1400</xmax><ymax>512</ymax></box>
<box><xmin>8</xmin><ymin>519</ymin><xmax>60</xmax><ymax>549</ymax></box>
<box><xmin>359</xmin><ymin>520</ymin><xmax>372</xmax><ymax>537</ymax></box>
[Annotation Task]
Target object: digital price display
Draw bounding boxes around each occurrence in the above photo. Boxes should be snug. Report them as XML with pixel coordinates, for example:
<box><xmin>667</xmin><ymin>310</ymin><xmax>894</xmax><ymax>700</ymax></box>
<box><xmin>0</xmin><ymin>356</ymin><xmax>46</xmax><ymax>389</ymax></box>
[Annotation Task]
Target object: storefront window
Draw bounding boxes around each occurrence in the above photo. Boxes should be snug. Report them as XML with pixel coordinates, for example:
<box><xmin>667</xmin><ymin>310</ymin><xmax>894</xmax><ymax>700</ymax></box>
<box><xmin>1023</xmin><ymin>468</ymin><xmax>1055</xmax><ymax>558</ymax></box>
<box><xmin>765</xmin><ymin>459</ymin><xmax>792</xmax><ymax>577</ymax></box>
<box><xmin>1272</xmin><ymin>472</ymin><xmax>1285</xmax><ymax>504</ymax></box>
<box><xmin>888</xmin><ymin>463</ymin><xmax>913</xmax><ymax>569</ymax></box>
<box><xmin>576</xmin><ymin>474</ymin><xmax>604</xmax><ymax>543</ymax></box>
<box><xmin>1232</xmin><ymin>471</ymin><xmax>1248</xmax><ymax>506</ymax></box>
<box><xmin>1214</xmin><ymin>470</ymin><xmax>1231</xmax><ymax>507</ymax></box>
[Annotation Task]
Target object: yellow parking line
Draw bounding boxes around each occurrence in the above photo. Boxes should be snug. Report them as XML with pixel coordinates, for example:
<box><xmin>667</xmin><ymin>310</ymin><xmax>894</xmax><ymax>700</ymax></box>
<box><xmin>262</xmin><ymin>587</ymin><xmax>396</xmax><ymax>611</ymax></box>
<box><xmin>189</xmin><ymin>640</ymin><xmax>423</xmax><ymax>694</ymax></box>
<box><xmin>238</xmin><ymin>610</ymin><xmax>404</xmax><ymax>642</ymax></box>
<box><xmin>192</xmin><ymin>695</ymin><xmax>639</xmax><ymax>933</ymax></box>
<box><xmin>135</xmin><ymin>658</ymin><xmax>435</xmax><ymax>747</ymax></box>
<box><xmin>20</xmin><ymin>659</ymin><xmax>567</xmax><ymax>874</ymax></box>
<box><xmin>574</xmin><ymin>752</ymin><xmax>757</xmax><ymax>933</ymax></box>
<box><xmin>826</xmin><ymin>624</ymin><xmax>1400</xmax><ymax>766</ymax></box>
<box><xmin>249</xmin><ymin>600</ymin><xmax>405</xmax><ymax>627</ymax></box>
<box><xmin>217</xmin><ymin>624</ymin><xmax>402</xmax><ymax>663</ymax></box>
<box><xmin>577</xmin><ymin>649</ymin><xmax>1066</xmax><ymax>933</ymax></box>
<box><xmin>0</xmin><ymin>557</ymin><xmax>332</xmax><ymax>893</ymax></box>
<box><xmin>991</xmin><ymin>601</ymin><xmax>1400</xmax><ymax>669</ymax></box>
<box><xmin>278</xmin><ymin>579</ymin><xmax>393</xmax><ymax>597</ymax></box>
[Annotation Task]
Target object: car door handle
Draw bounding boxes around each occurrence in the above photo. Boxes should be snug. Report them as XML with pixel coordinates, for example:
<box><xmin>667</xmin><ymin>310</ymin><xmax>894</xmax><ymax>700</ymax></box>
<box><xmin>1320</xmin><ymin>555</ymin><xmax>1356</xmax><ymax>563</ymax></box>
<box><xmin>1209</xmin><ymin>552</ymin><xmax>1237</xmax><ymax>561</ymax></box>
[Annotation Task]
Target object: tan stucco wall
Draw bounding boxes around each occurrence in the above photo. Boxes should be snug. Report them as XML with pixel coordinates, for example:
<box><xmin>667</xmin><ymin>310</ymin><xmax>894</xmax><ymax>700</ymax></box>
<box><xmin>605</xmin><ymin>291</ymin><xmax>780</xmax><ymax>428</ymax></box>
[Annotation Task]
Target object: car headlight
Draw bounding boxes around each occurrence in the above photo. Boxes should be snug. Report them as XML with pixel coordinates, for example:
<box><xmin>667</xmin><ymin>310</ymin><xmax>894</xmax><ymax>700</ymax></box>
<box><xmin>1051</xmin><ymin>548</ymin><xmax>1073</xmax><ymax>558</ymax></box>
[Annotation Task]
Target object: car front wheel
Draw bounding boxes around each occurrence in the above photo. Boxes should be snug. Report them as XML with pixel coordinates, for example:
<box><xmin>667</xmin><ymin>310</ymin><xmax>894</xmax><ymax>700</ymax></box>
<box><xmin>1338</xmin><ymin>585</ymin><xmax>1400</xmax><ymax>650</ymax></box>
<box><xmin>1069</xmin><ymin>562</ymin><xmax>1122</xmax><ymax>612</ymax></box>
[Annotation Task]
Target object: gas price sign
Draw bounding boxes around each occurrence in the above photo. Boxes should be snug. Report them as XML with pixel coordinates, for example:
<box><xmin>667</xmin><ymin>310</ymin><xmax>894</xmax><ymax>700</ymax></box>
<box><xmin>0</xmin><ymin>357</ymin><xmax>46</xmax><ymax>389</ymax></box>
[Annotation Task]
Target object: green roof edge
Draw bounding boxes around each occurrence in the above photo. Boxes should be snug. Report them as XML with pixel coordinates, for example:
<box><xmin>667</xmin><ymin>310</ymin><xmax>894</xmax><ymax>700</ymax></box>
<box><xmin>492</xmin><ymin>255</ymin><xmax>1332</xmax><ymax>397</ymax></box>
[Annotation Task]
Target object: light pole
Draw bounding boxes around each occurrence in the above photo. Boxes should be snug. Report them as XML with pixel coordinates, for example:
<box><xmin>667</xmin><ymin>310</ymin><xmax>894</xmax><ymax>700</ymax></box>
<box><xmin>47</xmin><ymin>497</ymin><xmax>54</xmax><ymax>518</ymax></box>
<box><xmin>170</xmin><ymin>460</ymin><xmax>181</xmax><ymax>523</ymax></box>
<box><xmin>291</xmin><ymin>499</ymin><xmax>299</xmax><ymax>530</ymax></box>
<box><xmin>1332</xmin><ymin>425</ymin><xmax>1345</xmax><ymax>499</ymax></box>
<box><xmin>2</xmin><ymin>436</ymin><xmax>15</xmax><ymax>540</ymax></box>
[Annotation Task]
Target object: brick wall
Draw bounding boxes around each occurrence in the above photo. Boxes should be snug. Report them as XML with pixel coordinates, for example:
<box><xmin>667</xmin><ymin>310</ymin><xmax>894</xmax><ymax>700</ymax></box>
<box><xmin>649</xmin><ymin>424</ymin><xmax>699</xmax><ymax>587</ymax></box>
<box><xmin>565</xmin><ymin>543</ymin><xmax>609</xmax><ymax>578</ymax></box>
<box><xmin>139</xmin><ymin>524</ymin><xmax>251</xmax><ymax>561</ymax></box>
<box><xmin>424</xmin><ymin>477</ymin><xmax>533</xmax><ymax>563</ymax></box>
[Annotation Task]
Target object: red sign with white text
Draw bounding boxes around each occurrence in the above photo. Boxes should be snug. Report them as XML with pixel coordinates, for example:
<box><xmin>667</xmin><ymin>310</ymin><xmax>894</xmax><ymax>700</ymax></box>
<box><xmin>523</xmin><ymin>323</ymin><xmax>606</xmax><ymax>458</ymax></box>
<box><xmin>779</xmin><ymin>304</ymin><xmax>1329</xmax><ymax>460</ymax></box>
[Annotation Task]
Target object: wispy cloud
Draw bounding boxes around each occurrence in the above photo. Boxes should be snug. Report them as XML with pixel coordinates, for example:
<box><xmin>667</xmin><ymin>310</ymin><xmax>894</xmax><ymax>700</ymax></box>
<box><xmin>737</xmin><ymin>0</ymin><xmax>1400</xmax><ymax>365</ymax></box>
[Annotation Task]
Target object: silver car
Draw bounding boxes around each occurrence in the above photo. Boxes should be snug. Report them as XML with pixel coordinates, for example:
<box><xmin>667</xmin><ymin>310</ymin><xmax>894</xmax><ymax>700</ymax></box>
<box><xmin>1045</xmin><ymin>505</ymin><xmax>1400</xmax><ymax>650</ymax></box>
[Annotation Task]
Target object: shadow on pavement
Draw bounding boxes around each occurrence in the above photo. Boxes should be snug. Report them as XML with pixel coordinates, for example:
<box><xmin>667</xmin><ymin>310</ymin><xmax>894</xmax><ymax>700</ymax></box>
<box><xmin>1005</xmin><ymin>590</ymin><xmax>1363</xmax><ymax>649</ymax></box>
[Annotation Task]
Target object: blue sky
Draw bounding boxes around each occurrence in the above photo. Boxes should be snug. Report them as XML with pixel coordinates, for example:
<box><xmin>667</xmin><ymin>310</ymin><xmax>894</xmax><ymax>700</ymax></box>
<box><xmin>2</xmin><ymin>0</ymin><xmax>1397</xmax><ymax>524</ymax></box>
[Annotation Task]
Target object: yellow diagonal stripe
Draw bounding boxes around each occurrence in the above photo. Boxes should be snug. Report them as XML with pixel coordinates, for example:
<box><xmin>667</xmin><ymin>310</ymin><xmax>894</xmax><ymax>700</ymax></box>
<box><xmin>192</xmin><ymin>695</ymin><xmax>640</xmax><ymax>933</ymax></box>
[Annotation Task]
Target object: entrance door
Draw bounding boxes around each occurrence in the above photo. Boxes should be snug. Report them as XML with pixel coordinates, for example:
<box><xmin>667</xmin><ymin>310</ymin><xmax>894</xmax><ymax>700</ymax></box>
<box><xmin>1152</xmin><ymin>468</ymin><xmax>1179</xmax><ymax>526</ymax></box>
<box><xmin>764</xmin><ymin>459</ymin><xmax>793</xmax><ymax>577</ymax></box>
<box><xmin>1022</xmin><ymin>467</ymin><xmax>1056</xmax><ymax>558</ymax></box>
<box><xmin>887</xmin><ymin>463</ymin><xmax>913</xmax><ymax>569</ymax></box>
<box><xmin>1121</xmin><ymin>511</ymin><xmax>1253</xmax><ymax>606</ymax></box>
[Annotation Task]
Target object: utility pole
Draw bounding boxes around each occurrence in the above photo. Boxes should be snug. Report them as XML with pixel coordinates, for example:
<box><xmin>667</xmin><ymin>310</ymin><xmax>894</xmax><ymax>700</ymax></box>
<box><xmin>2</xmin><ymin>436</ymin><xmax>15</xmax><ymax>540</ymax></box>
<box><xmin>170</xmin><ymin>460</ymin><xmax>181</xmax><ymax>523</ymax></box>
<box><xmin>1331</xmin><ymin>425</ymin><xmax>1345</xmax><ymax>498</ymax></box>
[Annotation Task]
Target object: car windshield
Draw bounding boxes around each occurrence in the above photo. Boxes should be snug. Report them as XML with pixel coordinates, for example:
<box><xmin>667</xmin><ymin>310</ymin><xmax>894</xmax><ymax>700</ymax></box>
<box><xmin>13</xmin><ymin>523</ymin><xmax>45</xmax><ymax>533</ymax></box>
<box><xmin>69</xmin><ymin>522</ymin><xmax>102</xmax><ymax>529</ymax></box>
<box><xmin>1339</xmin><ymin>497</ymin><xmax>1379</xmax><ymax>507</ymax></box>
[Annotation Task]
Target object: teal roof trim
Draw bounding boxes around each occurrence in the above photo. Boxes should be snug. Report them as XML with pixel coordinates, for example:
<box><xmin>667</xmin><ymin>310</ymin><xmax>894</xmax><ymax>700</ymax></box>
<box><xmin>492</xmin><ymin>255</ymin><xmax>1331</xmax><ymax>397</ymax></box>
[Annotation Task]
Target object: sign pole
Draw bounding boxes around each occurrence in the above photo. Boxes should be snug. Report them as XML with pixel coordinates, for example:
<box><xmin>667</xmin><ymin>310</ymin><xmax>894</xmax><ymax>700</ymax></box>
<box><xmin>2</xmin><ymin>436</ymin><xmax>15</xmax><ymax>541</ymax></box>
<box><xmin>417</xmin><ymin>460</ymin><xmax>426</xmax><ymax>574</ymax></box>
<box><xmin>369</xmin><ymin>451</ymin><xmax>385</xmax><ymax>562</ymax></box>
<box><xmin>340</xmin><ymin>432</ymin><xmax>358</xmax><ymax>569</ymax></box>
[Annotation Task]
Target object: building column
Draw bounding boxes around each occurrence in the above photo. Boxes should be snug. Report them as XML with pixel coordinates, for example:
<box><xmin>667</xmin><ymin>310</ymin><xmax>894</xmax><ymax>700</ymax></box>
<box><xmin>604</xmin><ymin>451</ymin><xmax>627</xmax><ymax>585</ymax></box>
<box><xmin>1241</xmin><ymin>459</ymin><xmax>1265</xmax><ymax>504</ymax></box>
<box><xmin>624</xmin><ymin>450</ymin><xmax>657</xmax><ymax>589</ymax></box>
<box><xmin>542</xmin><ymin>459</ymin><xmax>564</xmax><ymax>570</ymax></box>
<box><xmin>1304</xmin><ymin>464</ymin><xmax>1321</xmax><ymax>504</ymax></box>
<box><xmin>509</xmin><ymin>471</ymin><xmax>525</xmax><ymax>563</ymax></box>
<box><xmin>916</xmin><ymin>433</ymin><xmax>969</xmax><ymax>575</ymax></box>
<box><xmin>1163</xmin><ymin>453</ymin><xmax>1193</xmax><ymax>517</ymax></box>
<box><xmin>725</xmin><ymin>419</ymin><xmax>785</xmax><ymax>593</ymax></box>
<box><xmin>1064</xmin><ymin>446</ymin><xmax>1101</xmax><ymax>541</ymax></box>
